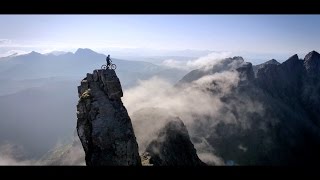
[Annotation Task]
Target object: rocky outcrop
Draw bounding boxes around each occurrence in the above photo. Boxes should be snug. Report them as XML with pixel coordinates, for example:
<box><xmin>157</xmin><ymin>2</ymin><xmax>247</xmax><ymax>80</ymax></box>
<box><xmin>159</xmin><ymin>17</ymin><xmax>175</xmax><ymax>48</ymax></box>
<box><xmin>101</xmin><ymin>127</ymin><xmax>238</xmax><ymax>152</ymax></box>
<box><xmin>76</xmin><ymin>69</ymin><xmax>141</xmax><ymax>166</ymax></box>
<box><xmin>142</xmin><ymin>118</ymin><xmax>206</xmax><ymax>166</ymax></box>
<box><xmin>255</xmin><ymin>54</ymin><xmax>305</xmax><ymax>103</ymax></box>
<box><xmin>304</xmin><ymin>50</ymin><xmax>320</xmax><ymax>76</ymax></box>
<box><xmin>236</xmin><ymin>62</ymin><xmax>254</xmax><ymax>82</ymax></box>
<box><xmin>301</xmin><ymin>51</ymin><xmax>320</xmax><ymax>127</ymax></box>
<box><xmin>72</xmin><ymin>50</ymin><xmax>320</xmax><ymax>166</ymax></box>
<box><xmin>253</xmin><ymin>52</ymin><xmax>320</xmax><ymax>164</ymax></box>
<box><xmin>176</xmin><ymin>51</ymin><xmax>320</xmax><ymax>165</ymax></box>
<box><xmin>253</xmin><ymin>59</ymin><xmax>280</xmax><ymax>76</ymax></box>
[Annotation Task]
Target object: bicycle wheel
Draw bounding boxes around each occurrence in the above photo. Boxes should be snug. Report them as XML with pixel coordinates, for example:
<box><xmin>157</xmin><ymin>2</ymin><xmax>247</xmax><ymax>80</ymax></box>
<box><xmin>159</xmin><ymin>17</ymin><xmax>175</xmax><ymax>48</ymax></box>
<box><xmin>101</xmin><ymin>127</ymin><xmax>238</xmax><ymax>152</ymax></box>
<box><xmin>101</xmin><ymin>65</ymin><xmax>107</xmax><ymax>70</ymax></box>
<box><xmin>111</xmin><ymin>64</ymin><xmax>117</xmax><ymax>70</ymax></box>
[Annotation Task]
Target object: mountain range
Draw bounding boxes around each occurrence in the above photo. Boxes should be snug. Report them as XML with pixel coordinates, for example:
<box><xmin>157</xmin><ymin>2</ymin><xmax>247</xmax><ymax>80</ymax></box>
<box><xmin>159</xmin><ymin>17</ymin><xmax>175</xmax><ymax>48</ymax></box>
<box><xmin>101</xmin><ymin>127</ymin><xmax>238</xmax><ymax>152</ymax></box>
<box><xmin>1</xmin><ymin>49</ymin><xmax>320</xmax><ymax>165</ymax></box>
<box><xmin>0</xmin><ymin>48</ymin><xmax>188</xmax><ymax>159</ymax></box>
<box><xmin>177</xmin><ymin>51</ymin><xmax>320</xmax><ymax>165</ymax></box>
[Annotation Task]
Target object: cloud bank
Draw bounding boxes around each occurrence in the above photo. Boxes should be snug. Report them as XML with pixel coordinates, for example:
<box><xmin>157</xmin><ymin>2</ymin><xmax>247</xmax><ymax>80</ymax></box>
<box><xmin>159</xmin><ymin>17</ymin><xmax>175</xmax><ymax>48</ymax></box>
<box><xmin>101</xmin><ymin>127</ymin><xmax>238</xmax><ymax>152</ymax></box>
<box><xmin>162</xmin><ymin>51</ymin><xmax>232</xmax><ymax>70</ymax></box>
<box><xmin>0</xmin><ymin>143</ymin><xmax>37</xmax><ymax>165</ymax></box>
<box><xmin>0</xmin><ymin>52</ymin><xmax>265</xmax><ymax>165</ymax></box>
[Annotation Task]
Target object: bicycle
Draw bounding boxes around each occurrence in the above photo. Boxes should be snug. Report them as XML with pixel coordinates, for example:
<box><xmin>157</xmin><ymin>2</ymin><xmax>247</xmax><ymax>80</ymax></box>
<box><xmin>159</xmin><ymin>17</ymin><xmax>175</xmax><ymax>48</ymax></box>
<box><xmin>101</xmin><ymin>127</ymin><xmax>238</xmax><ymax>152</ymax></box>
<box><xmin>101</xmin><ymin>61</ymin><xmax>117</xmax><ymax>70</ymax></box>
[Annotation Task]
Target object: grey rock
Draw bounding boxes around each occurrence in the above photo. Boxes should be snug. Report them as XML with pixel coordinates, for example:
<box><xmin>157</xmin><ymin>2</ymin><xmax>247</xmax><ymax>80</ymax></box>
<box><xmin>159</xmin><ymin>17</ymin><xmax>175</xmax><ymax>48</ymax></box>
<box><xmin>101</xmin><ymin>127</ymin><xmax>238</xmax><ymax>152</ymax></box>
<box><xmin>176</xmin><ymin>51</ymin><xmax>320</xmax><ymax>165</ymax></box>
<box><xmin>253</xmin><ymin>59</ymin><xmax>280</xmax><ymax>76</ymax></box>
<box><xmin>304</xmin><ymin>50</ymin><xmax>320</xmax><ymax>76</ymax></box>
<box><xmin>255</xmin><ymin>54</ymin><xmax>305</xmax><ymax>103</ymax></box>
<box><xmin>236</xmin><ymin>62</ymin><xmax>254</xmax><ymax>82</ymax></box>
<box><xmin>143</xmin><ymin>117</ymin><xmax>206</xmax><ymax>166</ymax></box>
<box><xmin>76</xmin><ymin>69</ymin><xmax>141</xmax><ymax>166</ymax></box>
<box><xmin>301</xmin><ymin>51</ymin><xmax>320</xmax><ymax>127</ymax></box>
<box><xmin>86</xmin><ymin>73</ymin><xmax>93</xmax><ymax>82</ymax></box>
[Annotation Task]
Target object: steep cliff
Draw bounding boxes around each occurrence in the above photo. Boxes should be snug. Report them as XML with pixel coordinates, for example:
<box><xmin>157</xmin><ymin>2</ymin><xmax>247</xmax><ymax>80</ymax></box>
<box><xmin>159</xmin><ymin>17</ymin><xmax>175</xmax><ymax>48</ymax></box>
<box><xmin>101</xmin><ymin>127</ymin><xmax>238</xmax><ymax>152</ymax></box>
<box><xmin>178</xmin><ymin>51</ymin><xmax>320</xmax><ymax>165</ymax></box>
<box><xmin>142</xmin><ymin>118</ymin><xmax>206</xmax><ymax>166</ymax></box>
<box><xmin>76</xmin><ymin>69</ymin><xmax>141</xmax><ymax>166</ymax></box>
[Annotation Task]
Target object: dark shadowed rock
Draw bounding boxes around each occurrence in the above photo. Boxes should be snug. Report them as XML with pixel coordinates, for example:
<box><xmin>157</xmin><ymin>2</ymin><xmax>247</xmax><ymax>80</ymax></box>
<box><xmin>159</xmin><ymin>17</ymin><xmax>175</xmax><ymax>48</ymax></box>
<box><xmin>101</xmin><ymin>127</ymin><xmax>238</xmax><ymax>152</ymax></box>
<box><xmin>142</xmin><ymin>118</ymin><xmax>206</xmax><ymax>166</ymax></box>
<box><xmin>256</xmin><ymin>54</ymin><xmax>304</xmax><ymax>102</ymax></box>
<box><xmin>174</xmin><ymin>51</ymin><xmax>320</xmax><ymax>165</ymax></box>
<box><xmin>236</xmin><ymin>62</ymin><xmax>254</xmax><ymax>82</ymax></box>
<box><xmin>301</xmin><ymin>51</ymin><xmax>320</xmax><ymax>127</ymax></box>
<box><xmin>252</xmin><ymin>52</ymin><xmax>320</xmax><ymax>165</ymax></box>
<box><xmin>253</xmin><ymin>59</ymin><xmax>280</xmax><ymax>76</ymax></box>
<box><xmin>304</xmin><ymin>50</ymin><xmax>320</xmax><ymax>76</ymax></box>
<box><xmin>76</xmin><ymin>69</ymin><xmax>141</xmax><ymax>166</ymax></box>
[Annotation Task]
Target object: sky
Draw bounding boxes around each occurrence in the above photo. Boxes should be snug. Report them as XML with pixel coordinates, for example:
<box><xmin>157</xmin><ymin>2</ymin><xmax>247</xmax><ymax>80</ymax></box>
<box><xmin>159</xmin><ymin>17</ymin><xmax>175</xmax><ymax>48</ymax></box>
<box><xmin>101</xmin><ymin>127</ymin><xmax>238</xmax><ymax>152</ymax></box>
<box><xmin>0</xmin><ymin>15</ymin><xmax>320</xmax><ymax>59</ymax></box>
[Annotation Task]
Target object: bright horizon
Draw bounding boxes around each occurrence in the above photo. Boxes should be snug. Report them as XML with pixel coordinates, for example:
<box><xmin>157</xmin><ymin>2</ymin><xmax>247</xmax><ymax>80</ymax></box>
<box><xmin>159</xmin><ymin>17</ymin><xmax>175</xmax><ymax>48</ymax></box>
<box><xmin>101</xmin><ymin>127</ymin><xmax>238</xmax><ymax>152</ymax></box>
<box><xmin>1</xmin><ymin>15</ymin><xmax>320</xmax><ymax>61</ymax></box>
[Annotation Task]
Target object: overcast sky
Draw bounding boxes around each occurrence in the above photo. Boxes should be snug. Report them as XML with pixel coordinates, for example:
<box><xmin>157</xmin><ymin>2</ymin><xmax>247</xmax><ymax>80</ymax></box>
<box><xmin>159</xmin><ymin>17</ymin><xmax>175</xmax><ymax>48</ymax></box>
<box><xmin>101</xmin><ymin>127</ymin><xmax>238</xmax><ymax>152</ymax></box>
<box><xmin>0</xmin><ymin>15</ymin><xmax>320</xmax><ymax>58</ymax></box>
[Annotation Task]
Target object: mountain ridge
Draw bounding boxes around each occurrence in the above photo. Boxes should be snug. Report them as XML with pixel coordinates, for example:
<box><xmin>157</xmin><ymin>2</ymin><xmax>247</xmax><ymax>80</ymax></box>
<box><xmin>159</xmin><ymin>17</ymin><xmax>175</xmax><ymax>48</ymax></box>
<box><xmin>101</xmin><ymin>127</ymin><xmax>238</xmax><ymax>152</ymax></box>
<box><xmin>2</xmin><ymin>49</ymin><xmax>320</xmax><ymax>165</ymax></box>
<box><xmin>178</xmin><ymin>50</ymin><xmax>320</xmax><ymax>165</ymax></box>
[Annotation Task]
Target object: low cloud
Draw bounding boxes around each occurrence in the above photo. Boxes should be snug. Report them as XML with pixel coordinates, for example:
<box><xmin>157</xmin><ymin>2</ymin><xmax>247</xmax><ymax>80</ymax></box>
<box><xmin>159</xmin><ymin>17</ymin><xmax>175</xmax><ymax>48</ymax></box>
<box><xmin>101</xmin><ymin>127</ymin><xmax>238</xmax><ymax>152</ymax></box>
<box><xmin>123</xmin><ymin>71</ymin><xmax>241</xmax><ymax>162</ymax></box>
<box><xmin>0</xmin><ymin>143</ymin><xmax>37</xmax><ymax>165</ymax></box>
<box><xmin>0</xmin><ymin>39</ymin><xmax>11</xmax><ymax>45</ymax></box>
<box><xmin>124</xmin><ymin>71</ymin><xmax>239</xmax><ymax>125</ymax></box>
<box><xmin>193</xmin><ymin>137</ymin><xmax>225</xmax><ymax>165</ymax></box>
<box><xmin>0</xmin><ymin>50</ymin><xmax>29</xmax><ymax>58</ymax></box>
<box><xmin>162</xmin><ymin>51</ymin><xmax>232</xmax><ymax>70</ymax></box>
<box><xmin>186</xmin><ymin>51</ymin><xmax>232</xmax><ymax>70</ymax></box>
<box><xmin>162</xmin><ymin>59</ymin><xmax>188</xmax><ymax>70</ymax></box>
<box><xmin>0</xmin><ymin>52</ymin><xmax>266</xmax><ymax>165</ymax></box>
<box><xmin>123</xmin><ymin>54</ymin><xmax>267</xmax><ymax>164</ymax></box>
<box><xmin>38</xmin><ymin>140</ymin><xmax>85</xmax><ymax>166</ymax></box>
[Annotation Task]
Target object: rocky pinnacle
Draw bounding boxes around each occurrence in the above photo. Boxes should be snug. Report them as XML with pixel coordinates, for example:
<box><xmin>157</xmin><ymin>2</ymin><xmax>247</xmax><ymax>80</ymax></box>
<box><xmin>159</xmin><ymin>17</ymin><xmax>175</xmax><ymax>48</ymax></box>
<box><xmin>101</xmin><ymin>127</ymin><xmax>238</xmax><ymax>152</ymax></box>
<box><xmin>142</xmin><ymin>117</ymin><xmax>206</xmax><ymax>166</ymax></box>
<box><xmin>76</xmin><ymin>69</ymin><xmax>141</xmax><ymax>166</ymax></box>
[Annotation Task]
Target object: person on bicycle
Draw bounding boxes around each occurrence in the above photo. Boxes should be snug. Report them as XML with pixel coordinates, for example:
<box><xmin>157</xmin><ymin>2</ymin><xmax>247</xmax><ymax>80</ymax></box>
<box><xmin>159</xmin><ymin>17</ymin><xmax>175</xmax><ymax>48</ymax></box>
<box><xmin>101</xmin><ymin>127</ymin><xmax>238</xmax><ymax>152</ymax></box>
<box><xmin>106</xmin><ymin>54</ymin><xmax>111</xmax><ymax>68</ymax></box>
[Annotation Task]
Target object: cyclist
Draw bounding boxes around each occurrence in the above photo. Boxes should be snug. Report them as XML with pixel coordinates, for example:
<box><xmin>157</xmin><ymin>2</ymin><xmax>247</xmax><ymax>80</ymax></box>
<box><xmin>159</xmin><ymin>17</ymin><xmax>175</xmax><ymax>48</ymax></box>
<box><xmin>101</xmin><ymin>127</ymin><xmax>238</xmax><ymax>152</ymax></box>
<box><xmin>106</xmin><ymin>54</ymin><xmax>111</xmax><ymax>68</ymax></box>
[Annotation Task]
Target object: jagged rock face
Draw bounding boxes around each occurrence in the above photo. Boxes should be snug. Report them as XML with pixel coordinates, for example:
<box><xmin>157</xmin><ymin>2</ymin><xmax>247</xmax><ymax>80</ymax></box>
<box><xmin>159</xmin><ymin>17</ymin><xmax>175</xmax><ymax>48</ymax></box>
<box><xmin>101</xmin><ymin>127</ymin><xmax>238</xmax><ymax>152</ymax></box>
<box><xmin>253</xmin><ymin>59</ymin><xmax>280</xmax><ymax>76</ymax></box>
<box><xmin>256</xmin><ymin>53</ymin><xmax>320</xmax><ymax>126</ymax></box>
<box><xmin>177</xmin><ymin>51</ymin><xmax>320</xmax><ymax>165</ymax></box>
<box><xmin>256</xmin><ymin>54</ymin><xmax>305</xmax><ymax>103</ymax></box>
<box><xmin>301</xmin><ymin>51</ymin><xmax>320</xmax><ymax>127</ymax></box>
<box><xmin>304</xmin><ymin>50</ymin><xmax>320</xmax><ymax>76</ymax></box>
<box><xmin>76</xmin><ymin>69</ymin><xmax>141</xmax><ymax>166</ymax></box>
<box><xmin>236</xmin><ymin>62</ymin><xmax>254</xmax><ymax>82</ymax></box>
<box><xmin>143</xmin><ymin>118</ymin><xmax>206</xmax><ymax>166</ymax></box>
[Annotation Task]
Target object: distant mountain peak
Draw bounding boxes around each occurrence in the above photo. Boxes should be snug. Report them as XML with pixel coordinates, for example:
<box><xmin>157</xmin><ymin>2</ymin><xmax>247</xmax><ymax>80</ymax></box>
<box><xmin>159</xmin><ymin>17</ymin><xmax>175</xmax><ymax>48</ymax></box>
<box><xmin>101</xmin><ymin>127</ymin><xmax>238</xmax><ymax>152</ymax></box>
<box><xmin>287</xmin><ymin>54</ymin><xmax>299</xmax><ymax>61</ymax></box>
<box><xmin>252</xmin><ymin>58</ymin><xmax>280</xmax><ymax>76</ymax></box>
<box><xmin>304</xmin><ymin>50</ymin><xmax>320</xmax><ymax>61</ymax></box>
<box><xmin>74</xmin><ymin>48</ymin><xmax>96</xmax><ymax>55</ymax></box>
<box><xmin>267</xmin><ymin>59</ymin><xmax>280</xmax><ymax>65</ymax></box>
<box><xmin>6</xmin><ymin>52</ymin><xmax>19</xmax><ymax>57</ymax></box>
<box><xmin>29</xmin><ymin>51</ymin><xmax>41</xmax><ymax>55</ymax></box>
<box><xmin>309</xmin><ymin>50</ymin><xmax>319</xmax><ymax>54</ymax></box>
<box><xmin>231</xmin><ymin>56</ymin><xmax>244</xmax><ymax>61</ymax></box>
<box><xmin>304</xmin><ymin>50</ymin><xmax>320</xmax><ymax>75</ymax></box>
